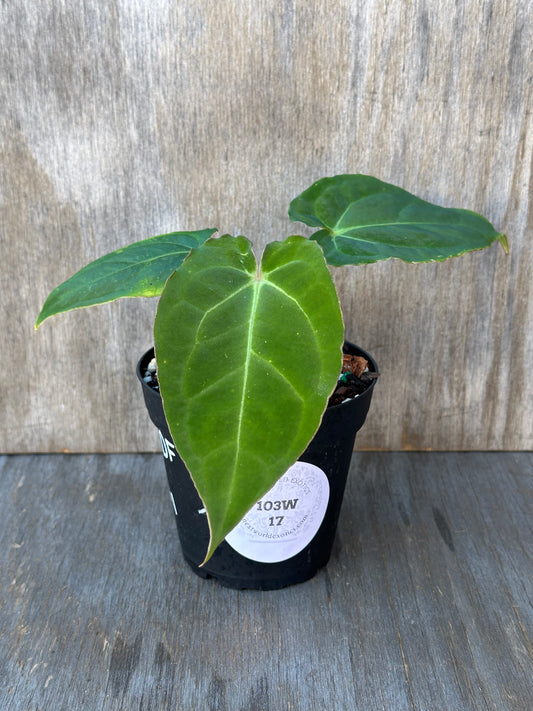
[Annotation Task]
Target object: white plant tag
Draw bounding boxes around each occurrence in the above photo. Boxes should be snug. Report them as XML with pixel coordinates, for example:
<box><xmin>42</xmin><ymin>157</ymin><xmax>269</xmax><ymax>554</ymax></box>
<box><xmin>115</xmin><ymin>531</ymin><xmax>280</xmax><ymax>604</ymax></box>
<box><xmin>225</xmin><ymin>461</ymin><xmax>330</xmax><ymax>563</ymax></box>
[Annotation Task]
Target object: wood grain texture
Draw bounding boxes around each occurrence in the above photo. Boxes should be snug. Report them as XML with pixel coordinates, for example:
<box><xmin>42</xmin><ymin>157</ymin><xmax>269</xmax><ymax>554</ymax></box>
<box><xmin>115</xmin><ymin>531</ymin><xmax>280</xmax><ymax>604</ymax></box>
<box><xmin>0</xmin><ymin>1</ymin><xmax>531</xmax><ymax>452</ymax></box>
<box><xmin>1</xmin><ymin>452</ymin><xmax>532</xmax><ymax>709</ymax></box>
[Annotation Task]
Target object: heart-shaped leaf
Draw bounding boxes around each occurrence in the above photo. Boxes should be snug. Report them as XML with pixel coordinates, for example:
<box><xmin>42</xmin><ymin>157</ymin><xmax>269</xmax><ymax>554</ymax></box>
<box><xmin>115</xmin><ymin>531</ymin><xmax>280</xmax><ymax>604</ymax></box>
<box><xmin>154</xmin><ymin>234</ymin><xmax>344</xmax><ymax>562</ymax></box>
<box><xmin>289</xmin><ymin>174</ymin><xmax>507</xmax><ymax>266</ymax></box>
<box><xmin>35</xmin><ymin>229</ymin><xmax>216</xmax><ymax>327</ymax></box>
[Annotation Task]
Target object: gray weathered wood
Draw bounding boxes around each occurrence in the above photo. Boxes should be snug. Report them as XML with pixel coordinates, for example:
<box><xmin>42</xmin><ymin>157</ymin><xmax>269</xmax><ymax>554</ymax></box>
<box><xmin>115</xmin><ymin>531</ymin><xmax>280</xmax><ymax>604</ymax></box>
<box><xmin>1</xmin><ymin>1</ymin><xmax>531</xmax><ymax>452</ymax></box>
<box><xmin>1</xmin><ymin>452</ymin><xmax>532</xmax><ymax>709</ymax></box>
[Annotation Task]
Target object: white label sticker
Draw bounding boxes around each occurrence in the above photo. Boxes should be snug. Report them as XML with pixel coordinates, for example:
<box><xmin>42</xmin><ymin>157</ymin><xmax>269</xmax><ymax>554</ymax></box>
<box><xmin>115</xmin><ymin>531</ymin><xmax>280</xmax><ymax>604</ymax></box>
<box><xmin>225</xmin><ymin>461</ymin><xmax>330</xmax><ymax>563</ymax></box>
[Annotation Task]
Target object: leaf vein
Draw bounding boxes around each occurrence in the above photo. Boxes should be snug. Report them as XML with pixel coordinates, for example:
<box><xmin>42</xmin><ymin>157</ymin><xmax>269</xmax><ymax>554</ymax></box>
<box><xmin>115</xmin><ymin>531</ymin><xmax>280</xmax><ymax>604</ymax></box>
<box><xmin>250</xmin><ymin>348</ymin><xmax>305</xmax><ymax>403</ymax></box>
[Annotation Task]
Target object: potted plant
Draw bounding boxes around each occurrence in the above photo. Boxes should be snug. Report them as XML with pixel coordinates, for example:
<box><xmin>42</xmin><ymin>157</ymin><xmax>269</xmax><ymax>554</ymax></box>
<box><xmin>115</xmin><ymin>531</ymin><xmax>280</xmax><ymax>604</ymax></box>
<box><xmin>36</xmin><ymin>174</ymin><xmax>507</xmax><ymax>589</ymax></box>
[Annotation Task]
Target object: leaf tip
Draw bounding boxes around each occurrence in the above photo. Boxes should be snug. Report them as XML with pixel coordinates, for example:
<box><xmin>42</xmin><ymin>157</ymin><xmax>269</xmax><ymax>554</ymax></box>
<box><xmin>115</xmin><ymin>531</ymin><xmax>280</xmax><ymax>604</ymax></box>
<box><xmin>35</xmin><ymin>312</ymin><xmax>46</xmax><ymax>329</ymax></box>
<box><xmin>498</xmin><ymin>234</ymin><xmax>509</xmax><ymax>255</ymax></box>
<box><xmin>199</xmin><ymin>537</ymin><xmax>219</xmax><ymax>567</ymax></box>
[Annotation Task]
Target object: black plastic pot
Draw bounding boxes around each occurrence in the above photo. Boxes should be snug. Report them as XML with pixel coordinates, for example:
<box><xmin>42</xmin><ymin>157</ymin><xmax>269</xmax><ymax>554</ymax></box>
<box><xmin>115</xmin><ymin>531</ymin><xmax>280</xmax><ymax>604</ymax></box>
<box><xmin>137</xmin><ymin>342</ymin><xmax>377</xmax><ymax>590</ymax></box>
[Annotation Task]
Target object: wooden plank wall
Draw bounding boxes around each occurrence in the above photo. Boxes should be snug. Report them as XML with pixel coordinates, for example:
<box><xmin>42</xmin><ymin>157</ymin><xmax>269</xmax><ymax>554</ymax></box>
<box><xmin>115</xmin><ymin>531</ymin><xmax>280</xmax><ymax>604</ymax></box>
<box><xmin>1</xmin><ymin>1</ymin><xmax>531</xmax><ymax>453</ymax></box>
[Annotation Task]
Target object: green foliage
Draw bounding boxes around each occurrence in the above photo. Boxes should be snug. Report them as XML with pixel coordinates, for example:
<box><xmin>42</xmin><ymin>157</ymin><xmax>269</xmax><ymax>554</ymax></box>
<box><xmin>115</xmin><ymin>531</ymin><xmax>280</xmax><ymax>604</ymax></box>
<box><xmin>154</xmin><ymin>235</ymin><xmax>343</xmax><ymax>561</ymax></box>
<box><xmin>289</xmin><ymin>174</ymin><xmax>507</xmax><ymax>266</ymax></box>
<box><xmin>35</xmin><ymin>229</ymin><xmax>215</xmax><ymax>327</ymax></box>
<box><xmin>37</xmin><ymin>174</ymin><xmax>506</xmax><ymax>562</ymax></box>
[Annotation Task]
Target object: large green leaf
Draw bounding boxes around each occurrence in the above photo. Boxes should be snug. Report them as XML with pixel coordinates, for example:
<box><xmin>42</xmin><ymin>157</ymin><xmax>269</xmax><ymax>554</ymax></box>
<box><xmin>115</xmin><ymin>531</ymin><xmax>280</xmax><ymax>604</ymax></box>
<box><xmin>154</xmin><ymin>234</ymin><xmax>344</xmax><ymax>562</ymax></box>
<box><xmin>35</xmin><ymin>229</ymin><xmax>216</xmax><ymax>327</ymax></box>
<box><xmin>289</xmin><ymin>174</ymin><xmax>507</xmax><ymax>266</ymax></box>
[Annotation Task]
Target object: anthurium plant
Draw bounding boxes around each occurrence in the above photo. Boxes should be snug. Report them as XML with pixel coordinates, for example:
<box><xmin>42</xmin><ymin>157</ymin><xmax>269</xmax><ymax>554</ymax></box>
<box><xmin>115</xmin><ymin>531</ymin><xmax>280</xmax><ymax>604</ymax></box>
<box><xmin>36</xmin><ymin>174</ymin><xmax>507</xmax><ymax>562</ymax></box>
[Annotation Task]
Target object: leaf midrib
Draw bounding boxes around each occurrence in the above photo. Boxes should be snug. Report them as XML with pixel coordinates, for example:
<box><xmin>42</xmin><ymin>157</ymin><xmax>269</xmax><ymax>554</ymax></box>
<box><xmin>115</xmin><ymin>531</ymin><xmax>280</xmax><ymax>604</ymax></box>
<box><xmin>217</xmin><ymin>273</ymin><xmax>317</xmax><ymax>525</ymax></box>
<box><xmin>222</xmin><ymin>278</ymin><xmax>262</xmax><ymax>522</ymax></box>
<box><xmin>328</xmin><ymin>219</ymin><xmax>473</xmax><ymax>238</ymax></box>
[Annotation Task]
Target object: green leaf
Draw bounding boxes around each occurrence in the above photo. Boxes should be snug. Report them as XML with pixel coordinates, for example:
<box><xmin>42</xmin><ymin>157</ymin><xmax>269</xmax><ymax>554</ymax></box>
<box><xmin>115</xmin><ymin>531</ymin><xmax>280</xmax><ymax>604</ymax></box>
<box><xmin>154</xmin><ymin>234</ymin><xmax>344</xmax><ymax>562</ymax></box>
<box><xmin>35</xmin><ymin>229</ymin><xmax>216</xmax><ymax>327</ymax></box>
<box><xmin>289</xmin><ymin>174</ymin><xmax>506</xmax><ymax>266</ymax></box>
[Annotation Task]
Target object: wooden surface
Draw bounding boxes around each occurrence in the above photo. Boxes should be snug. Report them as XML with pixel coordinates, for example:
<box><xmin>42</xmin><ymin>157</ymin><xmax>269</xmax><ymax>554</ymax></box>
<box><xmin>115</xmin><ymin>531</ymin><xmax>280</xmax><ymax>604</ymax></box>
<box><xmin>1</xmin><ymin>451</ymin><xmax>532</xmax><ymax>710</ymax></box>
<box><xmin>0</xmin><ymin>1</ymin><xmax>532</xmax><ymax>453</ymax></box>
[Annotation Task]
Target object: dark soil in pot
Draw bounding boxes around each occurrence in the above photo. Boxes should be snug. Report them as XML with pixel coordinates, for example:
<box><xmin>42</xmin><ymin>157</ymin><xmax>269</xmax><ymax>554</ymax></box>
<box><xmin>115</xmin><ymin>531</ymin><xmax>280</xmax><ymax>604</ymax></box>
<box><xmin>137</xmin><ymin>342</ymin><xmax>378</xmax><ymax>590</ymax></box>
